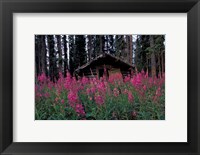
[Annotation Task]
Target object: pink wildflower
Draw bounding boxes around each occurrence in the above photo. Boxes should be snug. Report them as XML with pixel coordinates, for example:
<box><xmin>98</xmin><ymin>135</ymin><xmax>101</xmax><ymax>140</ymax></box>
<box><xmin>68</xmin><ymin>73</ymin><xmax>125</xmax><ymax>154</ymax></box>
<box><xmin>61</xmin><ymin>99</ymin><xmax>65</xmax><ymax>104</ymax></box>
<box><xmin>86</xmin><ymin>88</ymin><xmax>90</xmax><ymax>95</ymax></box>
<box><xmin>145</xmin><ymin>70</ymin><xmax>148</xmax><ymax>78</ymax></box>
<box><xmin>55</xmin><ymin>97</ymin><xmax>59</xmax><ymax>102</ymax></box>
<box><xmin>68</xmin><ymin>91</ymin><xmax>79</xmax><ymax>107</ymax></box>
<box><xmin>47</xmin><ymin>82</ymin><xmax>53</xmax><ymax>89</ymax></box>
<box><xmin>95</xmin><ymin>95</ymin><xmax>104</xmax><ymax>105</ymax></box>
<box><xmin>113</xmin><ymin>88</ymin><xmax>119</xmax><ymax>97</ymax></box>
<box><xmin>156</xmin><ymin>87</ymin><xmax>161</xmax><ymax>96</ymax></box>
<box><xmin>143</xmin><ymin>85</ymin><xmax>147</xmax><ymax>91</ymax></box>
<box><xmin>128</xmin><ymin>91</ymin><xmax>134</xmax><ymax>103</ymax></box>
<box><xmin>75</xmin><ymin>104</ymin><xmax>85</xmax><ymax>116</ymax></box>
<box><xmin>123</xmin><ymin>89</ymin><xmax>128</xmax><ymax>94</ymax></box>
<box><xmin>38</xmin><ymin>73</ymin><xmax>47</xmax><ymax>83</ymax></box>
<box><xmin>132</xmin><ymin>111</ymin><xmax>137</xmax><ymax>118</ymax></box>
<box><xmin>131</xmin><ymin>73</ymin><xmax>142</xmax><ymax>88</ymax></box>
<box><xmin>90</xmin><ymin>87</ymin><xmax>96</xmax><ymax>94</ymax></box>
<box><xmin>108</xmin><ymin>73</ymin><xmax>123</xmax><ymax>83</ymax></box>
<box><xmin>64</xmin><ymin>73</ymin><xmax>72</xmax><ymax>90</ymax></box>
<box><xmin>97</xmin><ymin>81</ymin><xmax>106</xmax><ymax>92</ymax></box>
<box><xmin>81</xmin><ymin>76</ymin><xmax>89</xmax><ymax>85</ymax></box>
<box><xmin>141</xmin><ymin>69</ymin><xmax>145</xmax><ymax>75</ymax></box>
<box><xmin>124</xmin><ymin>76</ymin><xmax>131</xmax><ymax>83</ymax></box>
<box><xmin>153</xmin><ymin>87</ymin><xmax>162</xmax><ymax>102</ymax></box>
<box><xmin>44</xmin><ymin>92</ymin><xmax>50</xmax><ymax>98</ymax></box>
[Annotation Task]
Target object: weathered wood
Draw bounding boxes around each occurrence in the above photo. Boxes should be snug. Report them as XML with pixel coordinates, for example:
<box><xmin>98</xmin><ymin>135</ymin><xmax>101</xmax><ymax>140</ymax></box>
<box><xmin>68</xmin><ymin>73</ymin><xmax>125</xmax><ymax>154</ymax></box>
<box><xmin>74</xmin><ymin>53</ymin><xmax>135</xmax><ymax>79</ymax></box>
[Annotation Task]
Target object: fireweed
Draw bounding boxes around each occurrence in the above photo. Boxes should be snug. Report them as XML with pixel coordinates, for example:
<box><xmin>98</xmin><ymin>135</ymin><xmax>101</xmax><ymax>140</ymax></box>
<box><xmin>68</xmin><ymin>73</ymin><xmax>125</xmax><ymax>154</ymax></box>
<box><xmin>35</xmin><ymin>71</ymin><xmax>165</xmax><ymax>120</ymax></box>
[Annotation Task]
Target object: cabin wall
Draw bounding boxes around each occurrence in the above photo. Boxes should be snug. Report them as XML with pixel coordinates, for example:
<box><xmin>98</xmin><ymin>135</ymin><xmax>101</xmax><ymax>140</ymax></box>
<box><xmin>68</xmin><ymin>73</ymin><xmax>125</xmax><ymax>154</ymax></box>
<box><xmin>77</xmin><ymin>66</ymin><xmax>133</xmax><ymax>79</ymax></box>
<box><xmin>74</xmin><ymin>55</ymin><xmax>135</xmax><ymax>79</ymax></box>
<box><xmin>121</xmin><ymin>68</ymin><xmax>133</xmax><ymax>78</ymax></box>
<box><xmin>79</xmin><ymin>68</ymin><xmax>97</xmax><ymax>78</ymax></box>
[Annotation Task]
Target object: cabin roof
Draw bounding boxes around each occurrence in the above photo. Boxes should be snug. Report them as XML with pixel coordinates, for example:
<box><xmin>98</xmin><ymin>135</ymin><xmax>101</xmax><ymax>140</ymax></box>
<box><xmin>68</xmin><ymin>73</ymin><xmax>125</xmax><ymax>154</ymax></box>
<box><xmin>74</xmin><ymin>53</ymin><xmax>134</xmax><ymax>73</ymax></box>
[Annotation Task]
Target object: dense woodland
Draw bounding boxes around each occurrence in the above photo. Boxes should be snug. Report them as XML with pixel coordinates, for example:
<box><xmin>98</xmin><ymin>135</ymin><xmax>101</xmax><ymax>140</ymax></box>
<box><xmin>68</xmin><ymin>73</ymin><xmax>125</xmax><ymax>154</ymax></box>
<box><xmin>35</xmin><ymin>35</ymin><xmax>165</xmax><ymax>82</ymax></box>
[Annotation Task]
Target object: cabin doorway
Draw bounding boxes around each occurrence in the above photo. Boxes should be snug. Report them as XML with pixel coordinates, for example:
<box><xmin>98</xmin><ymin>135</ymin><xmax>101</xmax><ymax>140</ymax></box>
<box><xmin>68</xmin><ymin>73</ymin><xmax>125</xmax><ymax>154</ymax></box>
<box><xmin>98</xmin><ymin>68</ymin><xmax>109</xmax><ymax>79</ymax></box>
<box><xmin>99</xmin><ymin>69</ymin><xmax>104</xmax><ymax>78</ymax></box>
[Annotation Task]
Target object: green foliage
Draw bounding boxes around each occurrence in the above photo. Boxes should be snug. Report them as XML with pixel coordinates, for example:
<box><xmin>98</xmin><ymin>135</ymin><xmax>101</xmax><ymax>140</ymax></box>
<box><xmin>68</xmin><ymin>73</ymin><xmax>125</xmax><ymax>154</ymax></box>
<box><xmin>134</xmin><ymin>35</ymin><xmax>165</xmax><ymax>73</ymax></box>
<box><xmin>35</xmin><ymin>76</ymin><xmax>165</xmax><ymax>120</ymax></box>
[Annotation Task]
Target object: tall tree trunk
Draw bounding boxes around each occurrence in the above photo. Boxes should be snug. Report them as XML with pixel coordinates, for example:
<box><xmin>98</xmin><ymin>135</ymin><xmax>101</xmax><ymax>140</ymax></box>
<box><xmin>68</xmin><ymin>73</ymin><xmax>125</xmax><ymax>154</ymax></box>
<box><xmin>38</xmin><ymin>36</ymin><xmax>43</xmax><ymax>75</ymax></box>
<box><xmin>75</xmin><ymin>35</ymin><xmax>86</xmax><ymax>67</ymax></box>
<box><xmin>123</xmin><ymin>35</ymin><xmax>129</xmax><ymax>62</ymax></box>
<box><xmin>158</xmin><ymin>53</ymin><xmax>161</xmax><ymax>78</ymax></box>
<box><xmin>146</xmin><ymin>56</ymin><xmax>149</xmax><ymax>76</ymax></box>
<box><xmin>108</xmin><ymin>35</ymin><xmax>114</xmax><ymax>54</ymax></box>
<box><xmin>88</xmin><ymin>35</ymin><xmax>92</xmax><ymax>61</ymax></box>
<box><xmin>69</xmin><ymin>35</ymin><xmax>75</xmax><ymax>76</ymax></box>
<box><xmin>35</xmin><ymin>35</ymin><xmax>39</xmax><ymax>77</ymax></box>
<box><xmin>150</xmin><ymin>35</ymin><xmax>156</xmax><ymax>77</ymax></box>
<box><xmin>161</xmin><ymin>51</ymin><xmax>165</xmax><ymax>74</ymax></box>
<box><xmin>135</xmin><ymin>36</ymin><xmax>139</xmax><ymax>70</ymax></box>
<box><xmin>47</xmin><ymin>35</ymin><xmax>55</xmax><ymax>82</ymax></box>
<box><xmin>115</xmin><ymin>35</ymin><xmax>124</xmax><ymax>57</ymax></box>
<box><xmin>100</xmin><ymin>35</ymin><xmax>103</xmax><ymax>54</ymax></box>
<box><xmin>40</xmin><ymin>35</ymin><xmax>47</xmax><ymax>76</ymax></box>
<box><xmin>45</xmin><ymin>35</ymin><xmax>50</xmax><ymax>77</ymax></box>
<box><xmin>102</xmin><ymin>35</ymin><xmax>106</xmax><ymax>53</ymax></box>
<box><xmin>106</xmin><ymin>35</ymin><xmax>109</xmax><ymax>52</ymax></box>
<box><xmin>63</xmin><ymin>35</ymin><xmax>68</xmax><ymax>77</ymax></box>
<box><xmin>57</xmin><ymin>35</ymin><xmax>62</xmax><ymax>74</ymax></box>
<box><xmin>129</xmin><ymin>35</ymin><xmax>133</xmax><ymax>64</ymax></box>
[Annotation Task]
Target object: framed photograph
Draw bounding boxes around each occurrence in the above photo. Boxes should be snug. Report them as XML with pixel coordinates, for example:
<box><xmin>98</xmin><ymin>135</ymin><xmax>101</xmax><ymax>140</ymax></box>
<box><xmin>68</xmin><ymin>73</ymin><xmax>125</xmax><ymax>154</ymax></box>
<box><xmin>34</xmin><ymin>34</ymin><xmax>165</xmax><ymax>121</ymax></box>
<box><xmin>0</xmin><ymin>0</ymin><xmax>200</xmax><ymax>154</ymax></box>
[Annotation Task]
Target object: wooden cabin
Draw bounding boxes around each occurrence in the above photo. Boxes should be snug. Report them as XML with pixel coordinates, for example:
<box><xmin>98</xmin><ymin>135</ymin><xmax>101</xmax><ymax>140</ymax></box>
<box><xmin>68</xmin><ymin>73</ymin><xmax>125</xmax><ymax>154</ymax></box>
<box><xmin>74</xmin><ymin>53</ymin><xmax>135</xmax><ymax>79</ymax></box>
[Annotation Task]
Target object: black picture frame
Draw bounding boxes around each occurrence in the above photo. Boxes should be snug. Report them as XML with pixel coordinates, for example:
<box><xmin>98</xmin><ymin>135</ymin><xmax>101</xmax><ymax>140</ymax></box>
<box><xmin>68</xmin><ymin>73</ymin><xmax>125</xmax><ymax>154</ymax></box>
<box><xmin>0</xmin><ymin>0</ymin><xmax>200</xmax><ymax>154</ymax></box>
